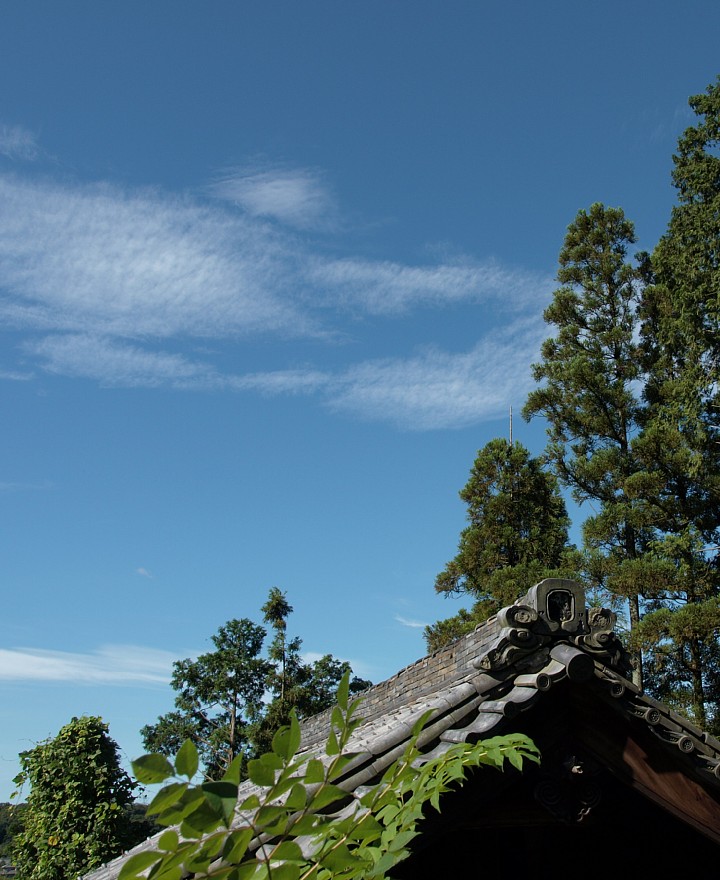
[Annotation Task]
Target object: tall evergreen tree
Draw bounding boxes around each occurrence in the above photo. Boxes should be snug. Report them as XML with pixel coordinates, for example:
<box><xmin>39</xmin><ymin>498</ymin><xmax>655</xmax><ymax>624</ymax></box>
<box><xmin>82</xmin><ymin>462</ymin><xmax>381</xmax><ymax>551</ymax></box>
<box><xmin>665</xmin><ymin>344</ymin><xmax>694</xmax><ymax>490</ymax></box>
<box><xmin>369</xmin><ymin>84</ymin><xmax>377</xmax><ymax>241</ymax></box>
<box><xmin>650</xmin><ymin>75</ymin><xmax>720</xmax><ymax>394</ymax></box>
<box><xmin>522</xmin><ymin>85</ymin><xmax>720</xmax><ymax>718</ymax></box>
<box><xmin>522</xmin><ymin>203</ymin><xmax>651</xmax><ymax>686</ymax></box>
<box><xmin>262</xmin><ymin>586</ymin><xmax>294</xmax><ymax>703</ymax></box>
<box><xmin>141</xmin><ymin>618</ymin><xmax>271</xmax><ymax>780</ymax></box>
<box><xmin>251</xmin><ymin>588</ymin><xmax>371</xmax><ymax>755</ymax></box>
<box><xmin>426</xmin><ymin>438</ymin><xmax>576</xmax><ymax>652</ymax></box>
<box><xmin>631</xmin><ymin>77</ymin><xmax>720</xmax><ymax>729</ymax></box>
<box><xmin>143</xmin><ymin>592</ymin><xmax>371</xmax><ymax>776</ymax></box>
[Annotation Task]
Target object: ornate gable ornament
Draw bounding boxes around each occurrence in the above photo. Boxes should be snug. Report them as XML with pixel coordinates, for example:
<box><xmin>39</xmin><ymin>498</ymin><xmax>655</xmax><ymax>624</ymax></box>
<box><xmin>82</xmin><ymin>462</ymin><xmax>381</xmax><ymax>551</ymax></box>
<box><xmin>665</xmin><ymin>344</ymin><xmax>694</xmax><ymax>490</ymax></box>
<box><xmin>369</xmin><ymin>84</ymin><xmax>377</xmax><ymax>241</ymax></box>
<box><xmin>475</xmin><ymin>577</ymin><xmax>629</xmax><ymax>675</ymax></box>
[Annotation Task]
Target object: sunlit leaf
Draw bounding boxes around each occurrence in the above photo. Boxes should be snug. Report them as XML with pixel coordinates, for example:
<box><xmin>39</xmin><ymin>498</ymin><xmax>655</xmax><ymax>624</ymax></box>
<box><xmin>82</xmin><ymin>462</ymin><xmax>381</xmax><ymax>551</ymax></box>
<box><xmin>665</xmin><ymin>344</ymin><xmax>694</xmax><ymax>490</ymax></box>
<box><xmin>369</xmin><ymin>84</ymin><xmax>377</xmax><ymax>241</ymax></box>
<box><xmin>258</xmin><ymin>752</ymin><xmax>283</xmax><ymax>771</ymax></box>
<box><xmin>270</xmin><ymin>840</ymin><xmax>304</xmax><ymax>862</ymax></box>
<box><xmin>146</xmin><ymin>782</ymin><xmax>188</xmax><ymax>817</ymax></box>
<box><xmin>506</xmin><ymin>747</ymin><xmax>524</xmax><ymax>771</ymax></box>
<box><xmin>202</xmin><ymin>781</ymin><xmax>239</xmax><ymax>821</ymax></box>
<box><xmin>222</xmin><ymin>827</ymin><xmax>254</xmax><ymax>863</ymax></box>
<box><xmin>157</xmin><ymin>830</ymin><xmax>179</xmax><ymax>852</ymax></box>
<box><xmin>266</xmin><ymin>863</ymin><xmax>301</xmax><ymax>880</ymax></box>
<box><xmin>272</xmin><ymin>712</ymin><xmax>301</xmax><ymax>761</ymax></box>
<box><xmin>118</xmin><ymin>851</ymin><xmax>162</xmax><ymax>880</ymax></box>
<box><xmin>336</xmin><ymin>671</ymin><xmax>350</xmax><ymax>710</ymax></box>
<box><xmin>174</xmin><ymin>740</ymin><xmax>199</xmax><ymax>780</ymax></box>
<box><xmin>222</xmin><ymin>753</ymin><xmax>245</xmax><ymax>786</ymax></box>
<box><xmin>284</xmin><ymin>782</ymin><xmax>307</xmax><ymax>811</ymax></box>
<box><xmin>132</xmin><ymin>753</ymin><xmax>175</xmax><ymax>785</ymax></box>
<box><xmin>307</xmin><ymin>783</ymin><xmax>346</xmax><ymax>811</ymax></box>
<box><xmin>319</xmin><ymin>842</ymin><xmax>358</xmax><ymax>872</ymax></box>
<box><xmin>304</xmin><ymin>758</ymin><xmax>325</xmax><ymax>784</ymax></box>
<box><xmin>180</xmin><ymin>797</ymin><xmax>225</xmax><ymax>836</ymax></box>
<box><xmin>325</xmin><ymin>729</ymin><xmax>339</xmax><ymax>757</ymax></box>
<box><xmin>247</xmin><ymin>758</ymin><xmax>275</xmax><ymax>787</ymax></box>
<box><xmin>152</xmin><ymin>786</ymin><xmax>205</xmax><ymax>827</ymax></box>
<box><xmin>185</xmin><ymin>833</ymin><xmax>225</xmax><ymax>872</ymax></box>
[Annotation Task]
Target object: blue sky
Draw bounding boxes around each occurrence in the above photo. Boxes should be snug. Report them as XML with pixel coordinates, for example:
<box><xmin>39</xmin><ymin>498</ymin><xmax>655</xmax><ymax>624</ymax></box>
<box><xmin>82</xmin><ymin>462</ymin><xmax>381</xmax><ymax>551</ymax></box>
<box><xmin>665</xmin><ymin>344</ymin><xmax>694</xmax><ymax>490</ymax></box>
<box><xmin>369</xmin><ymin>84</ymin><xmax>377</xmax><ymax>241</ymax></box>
<box><xmin>2</xmin><ymin>1</ymin><xmax>719</xmax><ymax>799</ymax></box>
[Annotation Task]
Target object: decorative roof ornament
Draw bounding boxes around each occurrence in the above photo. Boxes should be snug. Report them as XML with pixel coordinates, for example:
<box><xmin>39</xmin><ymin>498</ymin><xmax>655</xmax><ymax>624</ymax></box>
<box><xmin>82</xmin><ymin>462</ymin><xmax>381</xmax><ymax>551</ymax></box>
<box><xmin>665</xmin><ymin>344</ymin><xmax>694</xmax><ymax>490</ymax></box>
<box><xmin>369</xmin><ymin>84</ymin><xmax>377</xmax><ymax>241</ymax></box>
<box><xmin>474</xmin><ymin>579</ymin><xmax>631</xmax><ymax>677</ymax></box>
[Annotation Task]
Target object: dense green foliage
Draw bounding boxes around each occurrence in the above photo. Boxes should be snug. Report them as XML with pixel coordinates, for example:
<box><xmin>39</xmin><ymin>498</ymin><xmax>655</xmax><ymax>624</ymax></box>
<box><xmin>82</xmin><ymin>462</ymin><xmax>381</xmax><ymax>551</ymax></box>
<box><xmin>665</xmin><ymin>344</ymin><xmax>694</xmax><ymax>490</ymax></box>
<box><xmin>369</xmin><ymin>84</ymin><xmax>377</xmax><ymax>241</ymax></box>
<box><xmin>12</xmin><ymin>716</ymin><xmax>146</xmax><ymax>880</ymax></box>
<box><xmin>142</xmin><ymin>590</ymin><xmax>371</xmax><ymax>780</ymax></box>
<box><xmin>126</xmin><ymin>676</ymin><xmax>538</xmax><ymax>880</ymax></box>
<box><xmin>426</xmin><ymin>439</ymin><xmax>579</xmax><ymax>651</ymax></box>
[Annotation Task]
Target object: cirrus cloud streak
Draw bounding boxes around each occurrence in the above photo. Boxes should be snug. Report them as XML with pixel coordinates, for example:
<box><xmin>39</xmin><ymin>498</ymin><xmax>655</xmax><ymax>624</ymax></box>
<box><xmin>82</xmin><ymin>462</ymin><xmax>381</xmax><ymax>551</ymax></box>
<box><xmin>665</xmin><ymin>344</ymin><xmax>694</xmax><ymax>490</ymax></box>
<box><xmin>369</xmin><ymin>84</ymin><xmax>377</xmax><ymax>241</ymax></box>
<box><xmin>328</xmin><ymin>321</ymin><xmax>546</xmax><ymax>430</ymax></box>
<box><xmin>306</xmin><ymin>257</ymin><xmax>548</xmax><ymax>315</ymax></box>
<box><xmin>0</xmin><ymin>164</ymin><xmax>552</xmax><ymax>430</ymax></box>
<box><xmin>211</xmin><ymin>164</ymin><xmax>337</xmax><ymax>231</ymax></box>
<box><xmin>0</xmin><ymin>645</ymin><xmax>178</xmax><ymax>685</ymax></box>
<box><xmin>25</xmin><ymin>321</ymin><xmax>543</xmax><ymax>430</ymax></box>
<box><xmin>0</xmin><ymin>124</ymin><xmax>39</xmax><ymax>161</ymax></box>
<box><xmin>0</xmin><ymin>174</ymin><xmax>313</xmax><ymax>340</ymax></box>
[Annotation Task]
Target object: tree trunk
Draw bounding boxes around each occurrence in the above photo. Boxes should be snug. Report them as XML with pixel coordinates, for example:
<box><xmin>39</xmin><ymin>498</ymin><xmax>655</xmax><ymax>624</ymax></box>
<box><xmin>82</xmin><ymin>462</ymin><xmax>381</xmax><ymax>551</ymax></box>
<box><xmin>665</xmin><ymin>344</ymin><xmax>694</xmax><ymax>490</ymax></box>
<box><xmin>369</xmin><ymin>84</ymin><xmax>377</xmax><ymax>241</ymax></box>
<box><xmin>229</xmin><ymin>695</ymin><xmax>237</xmax><ymax>768</ymax></box>
<box><xmin>689</xmin><ymin>636</ymin><xmax>707</xmax><ymax>729</ymax></box>
<box><xmin>628</xmin><ymin>593</ymin><xmax>643</xmax><ymax>690</ymax></box>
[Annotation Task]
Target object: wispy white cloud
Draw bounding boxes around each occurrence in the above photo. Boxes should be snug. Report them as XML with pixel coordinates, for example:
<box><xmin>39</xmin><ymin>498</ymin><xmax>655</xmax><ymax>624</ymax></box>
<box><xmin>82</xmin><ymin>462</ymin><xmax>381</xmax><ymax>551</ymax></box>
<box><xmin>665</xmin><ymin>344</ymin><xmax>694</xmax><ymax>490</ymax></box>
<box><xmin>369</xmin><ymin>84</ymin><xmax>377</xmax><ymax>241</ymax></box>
<box><xmin>222</xmin><ymin>319</ymin><xmax>542</xmax><ymax>430</ymax></box>
<box><xmin>211</xmin><ymin>165</ymin><xmax>336</xmax><ymax>230</ymax></box>
<box><xmin>0</xmin><ymin>175</ymin><xmax>314</xmax><ymax>340</ymax></box>
<box><xmin>307</xmin><ymin>258</ymin><xmax>549</xmax><ymax>315</ymax></box>
<box><xmin>220</xmin><ymin>317</ymin><xmax>543</xmax><ymax>429</ymax></box>
<box><xmin>0</xmin><ymin>164</ymin><xmax>551</xmax><ymax>430</ymax></box>
<box><xmin>301</xmin><ymin>651</ymin><xmax>331</xmax><ymax>665</ymax></box>
<box><xmin>0</xmin><ymin>125</ymin><xmax>39</xmax><ymax>161</ymax></box>
<box><xmin>0</xmin><ymin>645</ymin><xmax>176</xmax><ymax>684</ymax></box>
<box><xmin>228</xmin><ymin>368</ymin><xmax>331</xmax><ymax>395</ymax></box>
<box><xmin>23</xmin><ymin>323</ymin><xmax>541</xmax><ymax>429</ymax></box>
<box><xmin>394</xmin><ymin>615</ymin><xmax>428</xmax><ymax>629</ymax></box>
<box><xmin>0</xmin><ymin>369</ymin><xmax>33</xmax><ymax>381</ymax></box>
<box><xmin>0</xmin><ymin>480</ymin><xmax>53</xmax><ymax>492</ymax></box>
<box><xmin>28</xmin><ymin>334</ymin><xmax>224</xmax><ymax>389</ymax></box>
<box><xmin>136</xmin><ymin>567</ymin><xmax>153</xmax><ymax>579</ymax></box>
<box><xmin>28</xmin><ymin>334</ymin><xmax>334</xmax><ymax>395</ymax></box>
<box><xmin>325</xmin><ymin>320</ymin><xmax>545</xmax><ymax>430</ymax></box>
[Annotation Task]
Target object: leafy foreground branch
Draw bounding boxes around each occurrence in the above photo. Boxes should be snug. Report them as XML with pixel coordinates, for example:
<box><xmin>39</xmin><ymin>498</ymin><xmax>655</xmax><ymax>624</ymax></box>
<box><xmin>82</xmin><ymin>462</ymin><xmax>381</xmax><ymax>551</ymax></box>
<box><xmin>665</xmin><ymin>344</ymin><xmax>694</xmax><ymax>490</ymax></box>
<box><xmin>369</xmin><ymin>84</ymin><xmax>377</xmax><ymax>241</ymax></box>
<box><xmin>126</xmin><ymin>676</ymin><xmax>538</xmax><ymax>880</ymax></box>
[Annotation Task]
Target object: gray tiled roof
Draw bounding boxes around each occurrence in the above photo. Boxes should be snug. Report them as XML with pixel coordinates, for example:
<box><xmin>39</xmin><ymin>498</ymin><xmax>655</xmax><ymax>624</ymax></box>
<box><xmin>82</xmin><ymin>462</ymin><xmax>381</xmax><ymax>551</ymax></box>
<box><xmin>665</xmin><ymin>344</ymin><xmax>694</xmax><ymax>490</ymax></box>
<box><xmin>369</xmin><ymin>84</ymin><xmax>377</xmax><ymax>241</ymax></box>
<box><xmin>85</xmin><ymin>579</ymin><xmax>720</xmax><ymax>879</ymax></box>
